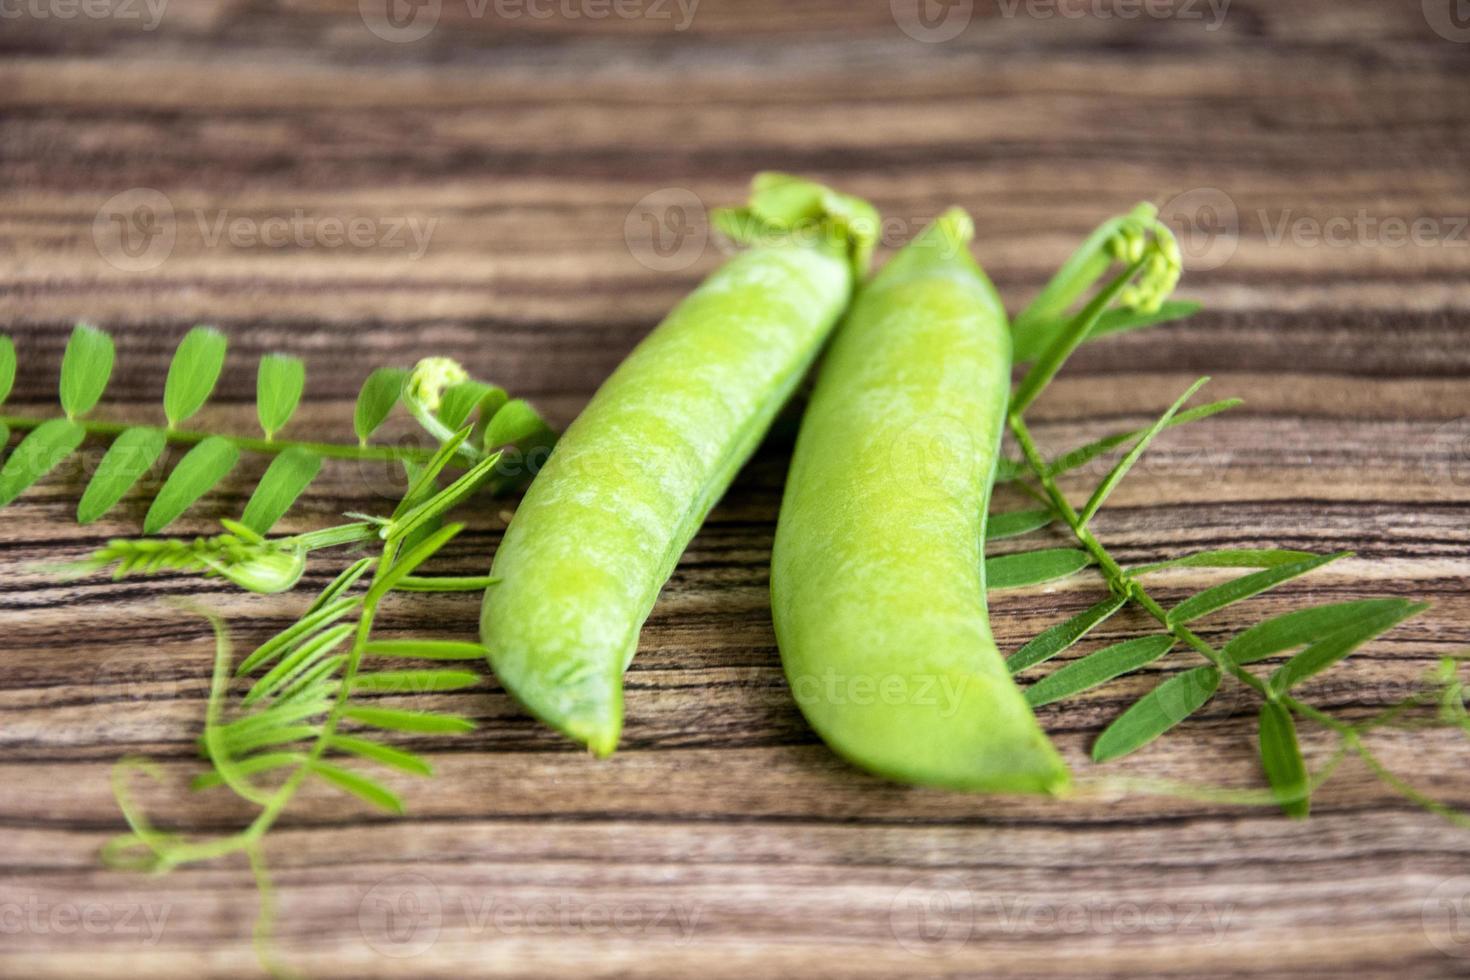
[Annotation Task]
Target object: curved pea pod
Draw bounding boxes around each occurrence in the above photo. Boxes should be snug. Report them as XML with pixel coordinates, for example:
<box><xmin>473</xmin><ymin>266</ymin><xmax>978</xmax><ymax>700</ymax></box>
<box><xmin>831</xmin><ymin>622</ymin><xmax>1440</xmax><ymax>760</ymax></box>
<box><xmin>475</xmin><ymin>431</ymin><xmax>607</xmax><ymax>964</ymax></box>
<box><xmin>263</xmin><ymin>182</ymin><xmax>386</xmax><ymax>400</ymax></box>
<box><xmin>770</xmin><ymin>209</ymin><xmax>1069</xmax><ymax>794</ymax></box>
<box><xmin>482</xmin><ymin>174</ymin><xmax>879</xmax><ymax>756</ymax></box>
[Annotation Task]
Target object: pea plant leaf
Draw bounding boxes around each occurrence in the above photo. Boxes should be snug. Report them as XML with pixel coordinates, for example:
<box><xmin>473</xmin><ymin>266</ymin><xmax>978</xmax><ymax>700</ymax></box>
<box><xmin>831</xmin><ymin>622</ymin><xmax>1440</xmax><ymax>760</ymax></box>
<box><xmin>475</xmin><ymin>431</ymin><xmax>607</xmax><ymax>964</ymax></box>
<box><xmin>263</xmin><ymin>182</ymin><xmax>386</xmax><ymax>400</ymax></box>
<box><xmin>364</xmin><ymin>639</ymin><xmax>488</xmax><ymax>660</ymax></box>
<box><xmin>326</xmin><ymin>735</ymin><xmax>433</xmax><ymax>777</ymax></box>
<box><xmin>343</xmin><ymin>706</ymin><xmax>476</xmax><ymax>734</ymax></box>
<box><xmin>351</xmin><ymin>669</ymin><xmax>480</xmax><ymax>694</ymax></box>
<box><xmin>309</xmin><ymin>761</ymin><xmax>404</xmax><ymax>815</ymax></box>
<box><xmin>0</xmin><ymin>418</ymin><xmax>85</xmax><ymax>506</ymax></box>
<box><xmin>164</xmin><ymin>327</ymin><xmax>228</xmax><ymax>428</ymax></box>
<box><xmin>1131</xmin><ymin>549</ymin><xmax>1320</xmax><ymax>576</ymax></box>
<box><xmin>77</xmin><ymin>426</ymin><xmax>167</xmax><ymax>523</ymax></box>
<box><xmin>144</xmin><ymin>435</ymin><xmax>240</xmax><ymax>533</ymax></box>
<box><xmin>1025</xmin><ymin>634</ymin><xmax>1176</xmax><ymax>708</ymax></box>
<box><xmin>354</xmin><ymin>367</ymin><xmax>407</xmax><ymax>443</ymax></box>
<box><xmin>1092</xmin><ymin>666</ymin><xmax>1221</xmax><ymax>762</ymax></box>
<box><xmin>239</xmin><ymin>447</ymin><xmax>322</xmax><ymax>534</ymax></box>
<box><xmin>257</xmin><ymin>354</ymin><xmax>305</xmax><ymax>440</ymax></box>
<box><xmin>1168</xmin><ymin>552</ymin><xmax>1349</xmax><ymax>625</ymax></box>
<box><xmin>1088</xmin><ymin>300</ymin><xmax>1202</xmax><ymax>345</ymax></box>
<box><xmin>1258</xmin><ymin>701</ymin><xmax>1310</xmax><ymax>819</ymax></box>
<box><xmin>1007</xmin><ymin>594</ymin><xmax>1127</xmax><ymax>674</ymax></box>
<box><xmin>482</xmin><ymin>398</ymin><xmax>551</xmax><ymax>451</ymax></box>
<box><xmin>437</xmin><ymin>380</ymin><xmax>501</xmax><ymax>431</ymax></box>
<box><xmin>1222</xmin><ymin>598</ymin><xmax>1418</xmax><ymax>666</ymax></box>
<box><xmin>1041</xmin><ymin>398</ymin><xmax>1242</xmax><ymax>480</ymax></box>
<box><xmin>1269</xmin><ymin>601</ymin><xmax>1428</xmax><ymax>694</ymax></box>
<box><xmin>986</xmin><ymin>548</ymin><xmax>1093</xmax><ymax>590</ymax></box>
<box><xmin>0</xmin><ymin>335</ymin><xmax>15</xmax><ymax>405</ymax></box>
<box><xmin>987</xmin><ymin>507</ymin><xmax>1055</xmax><ymax>541</ymax></box>
<box><xmin>59</xmin><ymin>323</ymin><xmax>115</xmax><ymax>419</ymax></box>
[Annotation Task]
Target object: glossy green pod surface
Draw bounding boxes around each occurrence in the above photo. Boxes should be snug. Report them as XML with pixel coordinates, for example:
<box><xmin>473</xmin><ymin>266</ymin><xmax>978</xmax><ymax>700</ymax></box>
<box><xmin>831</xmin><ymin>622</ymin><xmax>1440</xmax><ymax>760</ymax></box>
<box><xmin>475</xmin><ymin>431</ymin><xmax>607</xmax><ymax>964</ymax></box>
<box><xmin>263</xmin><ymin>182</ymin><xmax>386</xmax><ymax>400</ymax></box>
<box><xmin>770</xmin><ymin>209</ymin><xmax>1069</xmax><ymax>794</ymax></box>
<box><xmin>483</xmin><ymin>175</ymin><xmax>877</xmax><ymax>756</ymax></box>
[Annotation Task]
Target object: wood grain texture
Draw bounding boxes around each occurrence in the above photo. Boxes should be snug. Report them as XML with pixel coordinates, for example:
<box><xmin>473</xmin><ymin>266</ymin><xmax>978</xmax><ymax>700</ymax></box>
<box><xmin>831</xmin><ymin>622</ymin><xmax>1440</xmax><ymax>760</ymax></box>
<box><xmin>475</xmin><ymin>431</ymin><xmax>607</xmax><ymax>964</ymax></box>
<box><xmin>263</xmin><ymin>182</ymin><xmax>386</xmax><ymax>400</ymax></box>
<box><xmin>2</xmin><ymin>1</ymin><xmax>1470</xmax><ymax>976</ymax></box>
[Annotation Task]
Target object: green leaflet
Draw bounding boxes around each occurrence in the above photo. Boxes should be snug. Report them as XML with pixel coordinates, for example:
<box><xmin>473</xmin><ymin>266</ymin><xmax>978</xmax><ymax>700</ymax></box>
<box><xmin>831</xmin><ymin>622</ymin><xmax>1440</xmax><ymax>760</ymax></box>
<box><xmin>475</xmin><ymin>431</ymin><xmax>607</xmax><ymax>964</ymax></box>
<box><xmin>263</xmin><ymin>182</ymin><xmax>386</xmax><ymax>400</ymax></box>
<box><xmin>327</xmin><ymin>735</ymin><xmax>433</xmax><ymax>777</ymax></box>
<box><xmin>367</xmin><ymin>523</ymin><xmax>463</xmax><ymax>603</ymax></box>
<box><xmin>354</xmin><ymin>367</ymin><xmax>406</xmax><ymax>443</ymax></box>
<box><xmin>164</xmin><ymin>327</ymin><xmax>228</xmax><ymax>427</ymax></box>
<box><xmin>986</xmin><ymin>548</ymin><xmax>1093</xmax><ymax>590</ymax></box>
<box><xmin>1025</xmin><ymin>634</ymin><xmax>1176</xmax><ymax>708</ymax></box>
<box><xmin>1258</xmin><ymin>701</ymin><xmax>1310</xmax><ymax>819</ymax></box>
<box><xmin>364</xmin><ymin>639</ymin><xmax>488</xmax><ymax>660</ymax></box>
<box><xmin>0</xmin><ymin>336</ymin><xmax>14</xmax><ymax>405</ymax></box>
<box><xmin>256</xmin><ymin>354</ymin><xmax>305</xmax><ymax>439</ymax></box>
<box><xmin>310</xmin><ymin>761</ymin><xmax>404</xmax><ymax>814</ymax></box>
<box><xmin>1092</xmin><ymin>666</ymin><xmax>1221</xmax><ymax>762</ymax></box>
<box><xmin>0</xmin><ymin>418</ymin><xmax>85</xmax><ymax>506</ymax></box>
<box><xmin>351</xmin><ymin>669</ymin><xmax>480</xmax><ymax>694</ymax></box>
<box><xmin>1131</xmin><ymin>549</ymin><xmax>1320</xmax><ymax>576</ymax></box>
<box><xmin>243</xmin><ymin>622</ymin><xmax>356</xmax><ymax>706</ymax></box>
<box><xmin>1007</xmin><ymin>594</ymin><xmax>1127</xmax><ymax>674</ymax></box>
<box><xmin>144</xmin><ymin>436</ymin><xmax>240</xmax><ymax>533</ymax></box>
<box><xmin>1270</xmin><ymin>601</ymin><xmax>1428</xmax><ymax>694</ymax></box>
<box><xmin>482</xmin><ymin>398</ymin><xmax>552</xmax><ymax>452</ymax></box>
<box><xmin>1078</xmin><ymin>377</ymin><xmax>1209</xmax><ymax>525</ymax></box>
<box><xmin>1043</xmin><ymin>399</ymin><xmax>1242</xmax><ymax>480</ymax></box>
<box><xmin>343</xmin><ymin>706</ymin><xmax>476</xmax><ymax>734</ymax></box>
<box><xmin>987</xmin><ymin>507</ymin><xmax>1055</xmax><ymax>541</ymax></box>
<box><xmin>77</xmin><ymin>427</ymin><xmax>167</xmax><ymax>524</ymax></box>
<box><xmin>1168</xmin><ymin>552</ymin><xmax>1349</xmax><ymax>625</ymax></box>
<box><xmin>438</xmin><ymin>380</ymin><xmax>501</xmax><ymax>431</ymax></box>
<box><xmin>240</xmin><ymin>447</ymin><xmax>322</xmax><ymax>534</ymax></box>
<box><xmin>236</xmin><ymin>596</ymin><xmax>360</xmax><ymax>676</ymax></box>
<box><xmin>1223</xmin><ymin>598</ymin><xmax>1417</xmax><ymax>665</ymax></box>
<box><xmin>60</xmin><ymin>323</ymin><xmax>115</xmax><ymax>419</ymax></box>
<box><xmin>191</xmin><ymin>753</ymin><xmax>303</xmax><ymax>791</ymax></box>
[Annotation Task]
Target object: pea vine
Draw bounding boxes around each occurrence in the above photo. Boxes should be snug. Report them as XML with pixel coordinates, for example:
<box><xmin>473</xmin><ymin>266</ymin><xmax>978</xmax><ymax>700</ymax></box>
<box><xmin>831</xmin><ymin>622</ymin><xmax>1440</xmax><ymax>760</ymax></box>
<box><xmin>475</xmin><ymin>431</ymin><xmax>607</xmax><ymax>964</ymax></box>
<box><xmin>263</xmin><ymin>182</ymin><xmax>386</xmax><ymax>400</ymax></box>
<box><xmin>987</xmin><ymin>206</ymin><xmax>1470</xmax><ymax>822</ymax></box>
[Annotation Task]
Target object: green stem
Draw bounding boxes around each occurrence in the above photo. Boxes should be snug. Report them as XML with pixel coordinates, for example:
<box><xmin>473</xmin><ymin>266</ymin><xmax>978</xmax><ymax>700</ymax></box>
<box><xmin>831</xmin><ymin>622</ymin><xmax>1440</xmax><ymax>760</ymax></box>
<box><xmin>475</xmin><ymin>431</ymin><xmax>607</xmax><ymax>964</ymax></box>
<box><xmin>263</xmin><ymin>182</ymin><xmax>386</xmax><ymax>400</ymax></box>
<box><xmin>0</xmin><ymin>411</ymin><xmax>441</xmax><ymax>464</ymax></box>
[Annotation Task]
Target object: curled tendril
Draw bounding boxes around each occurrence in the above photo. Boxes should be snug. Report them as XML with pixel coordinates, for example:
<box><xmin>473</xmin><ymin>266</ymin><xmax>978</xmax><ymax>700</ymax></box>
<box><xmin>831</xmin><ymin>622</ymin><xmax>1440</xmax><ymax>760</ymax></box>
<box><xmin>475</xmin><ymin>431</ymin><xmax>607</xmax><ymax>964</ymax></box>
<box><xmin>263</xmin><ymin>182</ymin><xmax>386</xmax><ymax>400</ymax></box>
<box><xmin>1104</xmin><ymin>204</ymin><xmax>1183</xmax><ymax>315</ymax></box>
<box><xmin>404</xmin><ymin>357</ymin><xmax>469</xmax><ymax>413</ymax></box>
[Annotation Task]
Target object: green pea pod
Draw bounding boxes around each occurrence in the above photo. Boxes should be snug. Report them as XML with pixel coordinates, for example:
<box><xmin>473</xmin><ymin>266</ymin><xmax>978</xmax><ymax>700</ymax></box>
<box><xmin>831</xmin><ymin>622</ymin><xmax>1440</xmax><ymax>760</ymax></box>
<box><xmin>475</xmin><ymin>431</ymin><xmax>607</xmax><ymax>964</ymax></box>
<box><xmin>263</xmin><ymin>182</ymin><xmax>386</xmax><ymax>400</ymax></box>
<box><xmin>770</xmin><ymin>209</ymin><xmax>1069</xmax><ymax>794</ymax></box>
<box><xmin>483</xmin><ymin>174</ymin><xmax>879</xmax><ymax>756</ymax></box>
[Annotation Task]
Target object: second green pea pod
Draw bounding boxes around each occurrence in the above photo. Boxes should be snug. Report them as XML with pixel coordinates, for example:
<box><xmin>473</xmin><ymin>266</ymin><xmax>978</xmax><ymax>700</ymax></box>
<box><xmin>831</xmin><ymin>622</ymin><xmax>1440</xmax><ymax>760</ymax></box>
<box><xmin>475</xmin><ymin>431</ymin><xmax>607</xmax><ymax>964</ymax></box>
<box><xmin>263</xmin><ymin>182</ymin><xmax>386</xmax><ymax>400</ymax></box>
<box><xmin>482</xmin><ymin>174</ymin><xmax>878</xmax><ymax>756</ymax></box>
<box><xmin>770</xmin><ymin>208</ymin><xmax>1069</xmax><ymax>794</ymax></box>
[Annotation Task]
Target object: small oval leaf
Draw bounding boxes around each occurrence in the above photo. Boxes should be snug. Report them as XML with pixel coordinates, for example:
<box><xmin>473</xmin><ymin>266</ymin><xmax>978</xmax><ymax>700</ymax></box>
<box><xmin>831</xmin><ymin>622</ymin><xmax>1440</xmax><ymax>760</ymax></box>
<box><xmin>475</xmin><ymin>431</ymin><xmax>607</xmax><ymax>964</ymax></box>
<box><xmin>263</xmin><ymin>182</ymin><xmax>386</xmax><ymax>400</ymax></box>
<box><xmin>342</xmin><ymin>706</ymin><xmax>476</xmax><ymax>734</ymax></box>
<box><xmin>1092</xmin><ymin>666</ymin><xmax>1221</xmax><ymax>762</ymax></box>
<box><xmin>986</xmin><ymin>548</ymin><xmax>1093</xmax><ymax>591</ymax></box>
<box><xmin>0</xmin><ymin>418</ymin><xmax>85</xmax><ymax>506</ymax></box>
<box><xmin>1168</xmin><ymin>552</ymin><xmax>1348</xmax><ymax>625</ymax></box>
<box><xmin>1258</xmin><ymin>701</ymin><xmax>1310</xmax><ymax>819</ymax></box>
<box><xmin>1025</xmin><ymin>634</ymin><xmax>1176</xmax><ymax>708</ymax></box>
<box><xmin>310</xmin><ymin>761</ymin><xmax>404</xmax><ymax>814</ymax></box>
<box><xmin>256</xmin><ymin>354</ymin><xmax>305</xmax><ymax>439</ymax></box>
<box><xmin>240</xmin><ymin>447</ymin><xmax>321</xmax><ymax>534</ymax></box>
<box><xmin>77</xmin><ymin>426</ymin><xmax>167</xmax><ymax>523</ymax></box>
<box><xmin>1223</xmin><ymin>598</ymin><xmax>1415</xmax><ymax>665</ymax></box>
<box><xmin>0</xmin><ymin>336</ymin><xmax>16</xmax><ymax>405</ymax></box>
<box><xmin>164</xmin><ymin>327</ymin><xmax>227</xmax><ymax>427</ymax></box>
<box><xmin>59</xmin><ymin>323</ymin><xmax>115</xmax><ymax>419</ymax></box>
<box><xmin>354</xmin><ymin>367</ymin><xmax>406</xmax><ymax>443</ymax></box>
<box><xmin>1269</xmin><ymin>601</ymin><xmax>1428</xmax><ymax>694</ymax></box>
<box><xmin>144</xmin><ymin>435</ymin><xmax>240</xmax><ymax>533</ymax></box>
<box><xmin>1007</xmin><ymin>594</ymin><xmax>1127</xmax><ymax>674</ymax></box>
<box><xmin>987</xmin><ymin>507</ymin><xmax>1055</xmax><ymax>541</ymax></box>
<box><xmin>481</xmin><ymin>398</ymin><xmax>549</xmax><ymax>450</ymax></box>
<box><xmin>437</xmin><ymin>380</ymin><xmax>496</xmax><ymax>431</ymax></box>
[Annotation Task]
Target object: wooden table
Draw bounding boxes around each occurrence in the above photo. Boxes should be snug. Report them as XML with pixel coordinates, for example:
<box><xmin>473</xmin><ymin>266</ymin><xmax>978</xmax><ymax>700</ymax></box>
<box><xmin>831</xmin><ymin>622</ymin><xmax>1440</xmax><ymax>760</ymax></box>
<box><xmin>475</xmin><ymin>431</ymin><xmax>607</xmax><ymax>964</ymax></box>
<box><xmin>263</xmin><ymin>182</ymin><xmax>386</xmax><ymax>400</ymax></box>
<box><xmin>3</xmin><ymin>1</ymin><xmax>1469</xmax><ymax>976</ymax></box>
